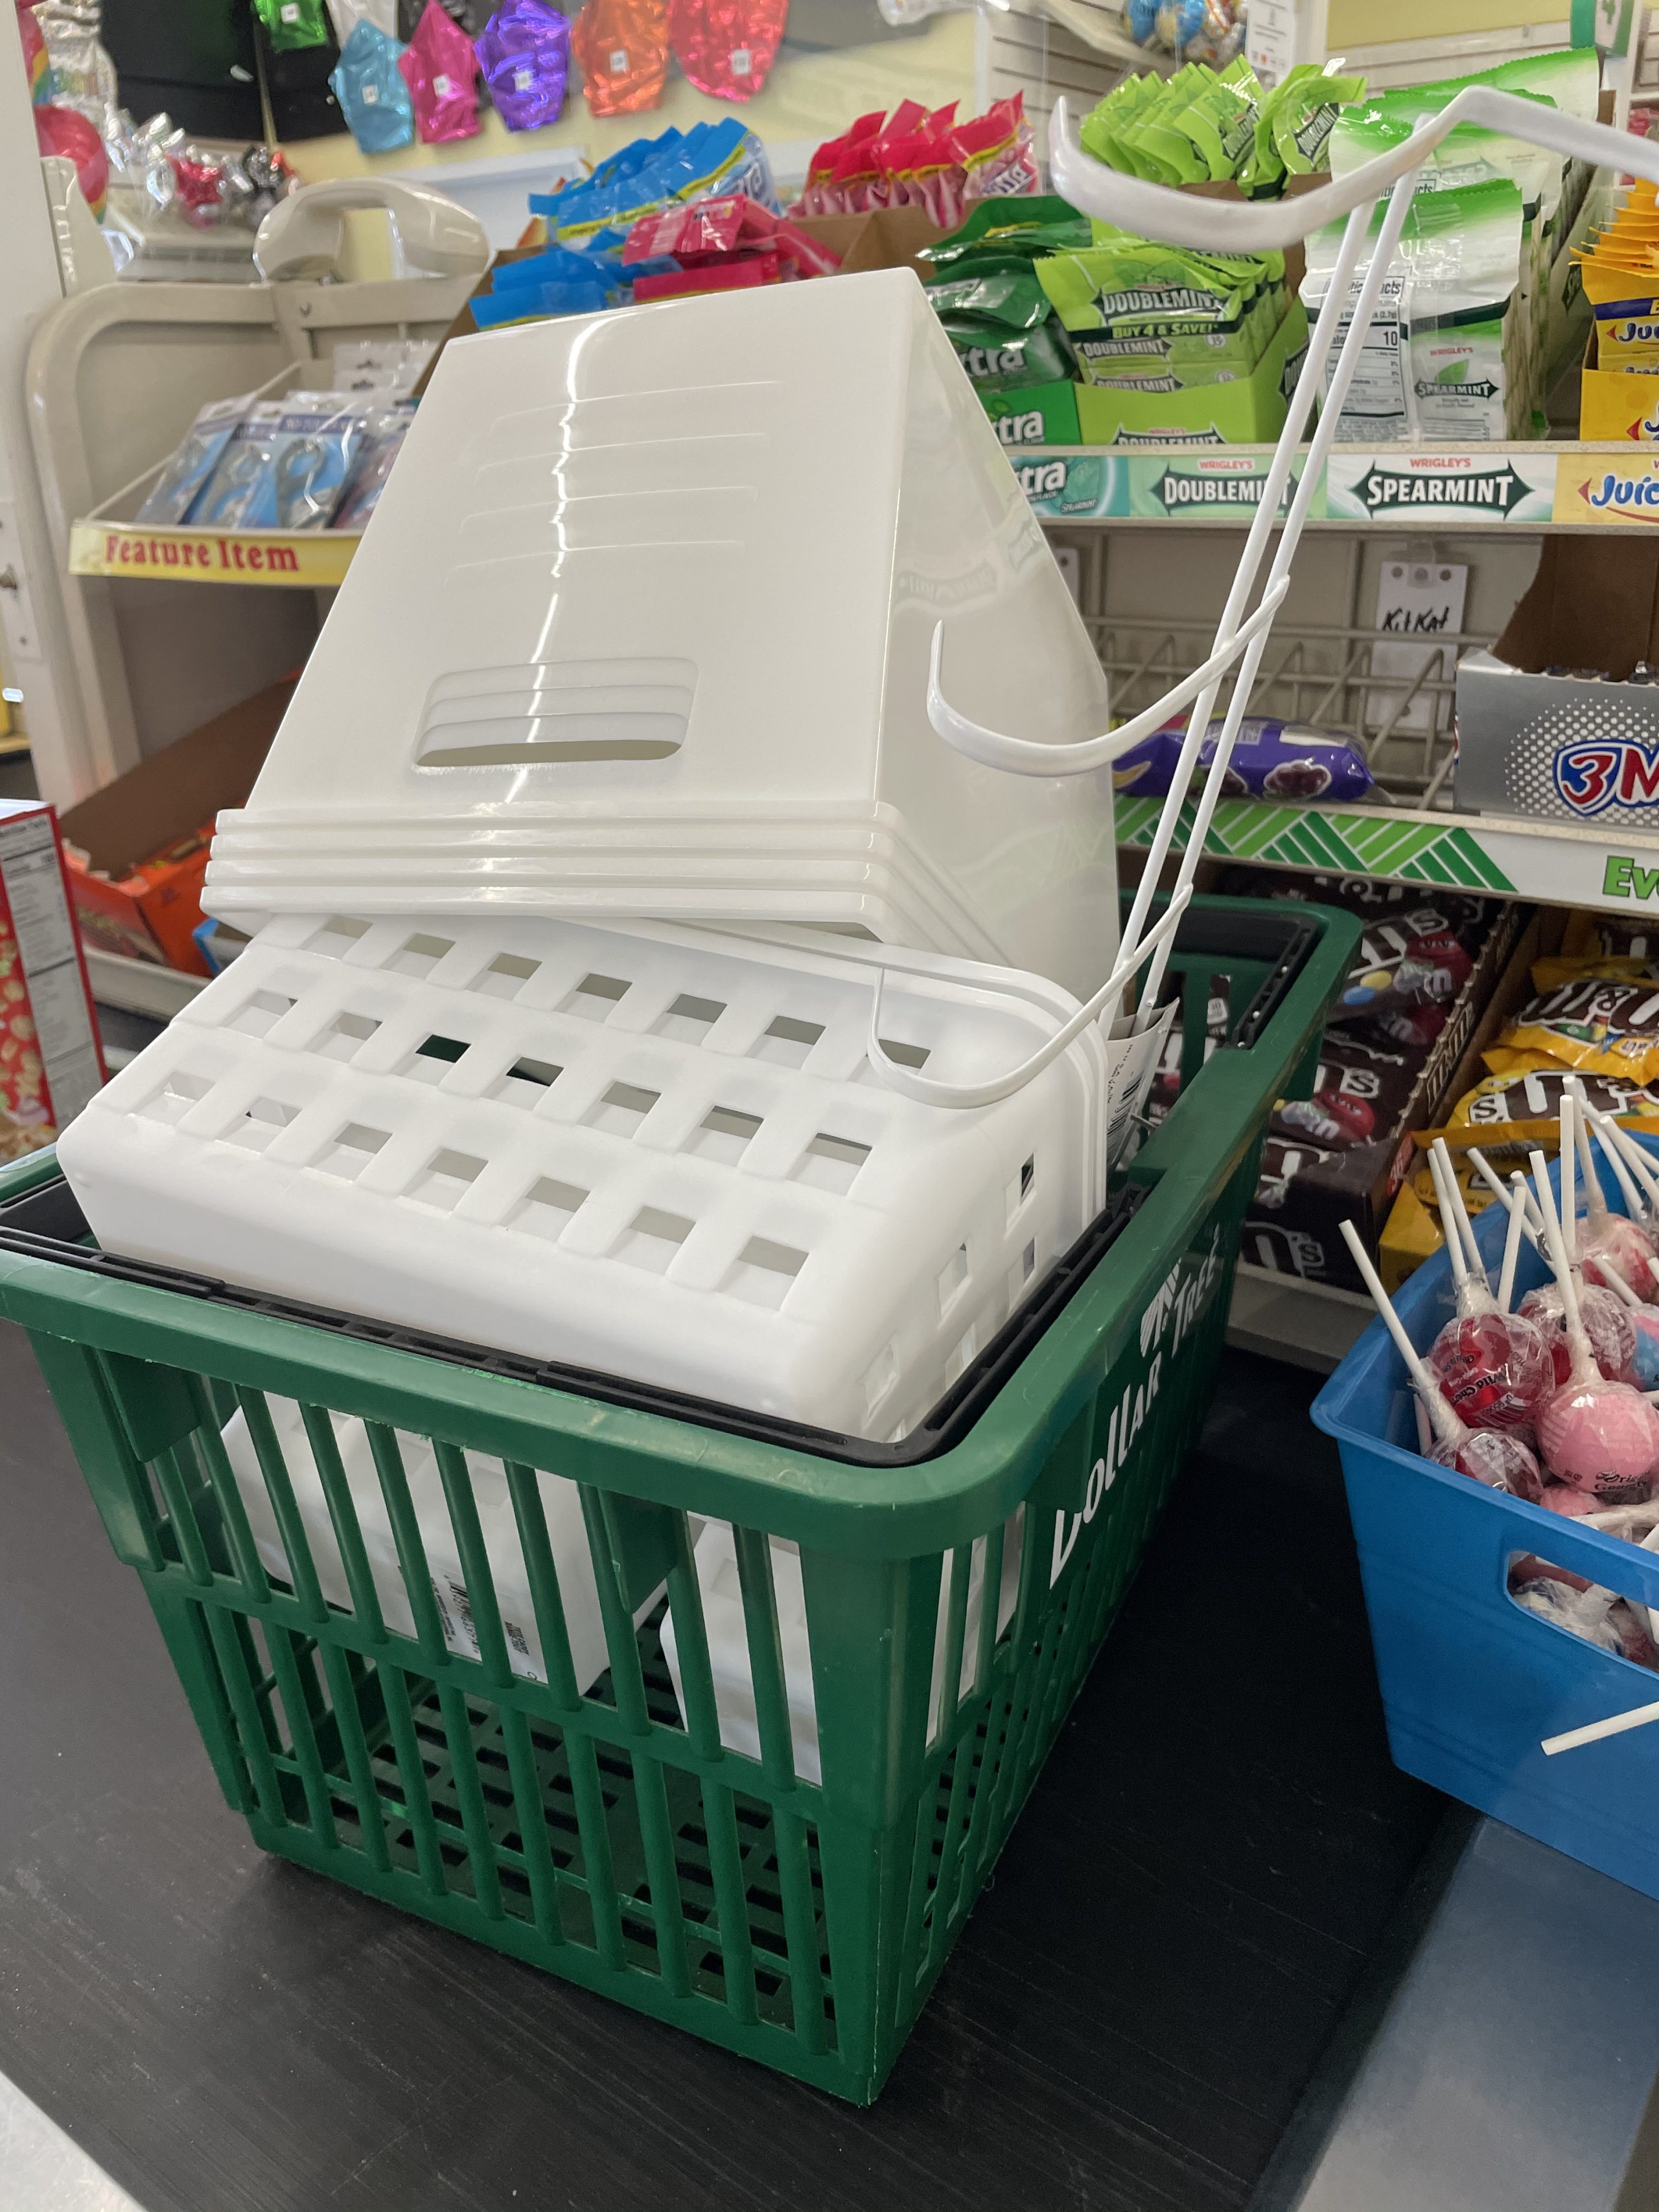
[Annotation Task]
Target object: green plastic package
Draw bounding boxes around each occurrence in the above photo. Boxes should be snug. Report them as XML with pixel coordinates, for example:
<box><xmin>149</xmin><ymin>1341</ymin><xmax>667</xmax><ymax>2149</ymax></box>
<box><xmin>927</xmin><ymin>263</ymin><xmax>1078</xmax><ymax>391</ymax></box>
<box><xmin>921</xmin><ymin>198</ymin><xmax>1091</xmax><ymax>274</ymax></box>
<box><xmin>1038</xmin><ymin>234</ymin><xmax>1287</xmax><ymax>388</ymax></box>
<box><xmin>1080</xmin><ymin>58</ymin><xmax>1262</xmax><ymax>188</ymax></box>
<box><xmin>1302</xmin><ymin>175</ymin><xmax>1526</xmax><ymax>441</ymax></box>
<box><xmin>255</xmin><ymin>0</ymin><xmax>330</xmax><ymax>50</ymax></box>
<box><xmin>1240</xmin><ymin>62</ymin><xmax>1367</xmax><ymax>196</ymax></box>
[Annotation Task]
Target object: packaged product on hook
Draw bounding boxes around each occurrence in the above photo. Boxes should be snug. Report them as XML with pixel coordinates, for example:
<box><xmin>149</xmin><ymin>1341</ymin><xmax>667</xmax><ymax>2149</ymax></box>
<box><xmin>329</xmin><ymin>20</ymin><xmax>415</xmax><ymax>153</ymax></box>
<box><xmin>667</xmin><ymin>0</ymin><xmax>787</xmax><ymax>102</ymax></box>
<box><xmin>399</xmin><ymin>0</ymin><xmax>479</xmax><ymax>141</ymax></box>
<box><xmin>475</xmin><ymin>0</ymin><xmax>568</xmax><ymax>130</ymax></box>
<box><xmin>1302</xmin><ymin>174</ymin><xmax>1526</xmax><ymax>441</ymax></box>
<box><xmin>136</xmin><ymin>394</ymin><xmax>252</xmax><ymax>525</ymax></box>
<box><xmin>570</xmin><ymin>0</ymin><xmax>669</xmax><ymax>115</ymax></box>
<box><xmin>255</xmin><ymin>0</ymin><xmax>331</xmax><ymax>49</ymax></box>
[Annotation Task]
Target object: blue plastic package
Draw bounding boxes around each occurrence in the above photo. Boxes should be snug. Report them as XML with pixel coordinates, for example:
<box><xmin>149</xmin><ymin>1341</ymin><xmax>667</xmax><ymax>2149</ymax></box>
<box><xmin>137</xmin><ymin>394</ymin><xmax>251</xmax><ymax>524</ymax></box>
<box><xmin>329</xmin><ymin>21</ymin><xmax>414</xmax><ymax>155</ymax></box>
<box><xmin>193</xmin><ymin>396</ymin><xmax>373</xmax><ymax>530</ymax></box>
<box><xmin>333</xmin><ymin>404</ymin><xmax>415</xmax><ymax>530</ymax></box>
<box><xmin>1111</xmin><ymin>715</ymin><xmax>1374</xmax><ymax>804</ymax></box>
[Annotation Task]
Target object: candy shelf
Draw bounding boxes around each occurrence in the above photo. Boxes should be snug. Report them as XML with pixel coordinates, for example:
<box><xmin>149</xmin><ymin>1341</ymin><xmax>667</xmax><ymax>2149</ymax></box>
<box><xmin>1017</xmin><ymin>441</ymin><xmax>1659</xmax><ymax>530</ymax></box>
<box><xmin>1226</xmin><ymin>1264</ymin><xmax>1371</xmax><ymax>1376</ymax></box>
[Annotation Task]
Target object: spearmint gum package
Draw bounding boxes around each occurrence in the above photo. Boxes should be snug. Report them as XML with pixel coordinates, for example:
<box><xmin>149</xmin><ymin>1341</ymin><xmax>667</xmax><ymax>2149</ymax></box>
<box><xmin>1111</xmin><ymin>716</ymin><xmax>1373</xmax><ymax>802</ymax></box>
<box><xmin>474</xmin><ymin>0</ymin><xmax>568</xmax><ymax>132</ymax></box>
<box><xmin>1303</xmin><ymin>176</ymin><xmax>1525</xmax><ymax>441</ymax></box>
<box><xmin>137</xmin><ymin>394</ymin><xmax>251</xmax><ymax>524</ymax></box>
<box><xmin>329</xmin><ymin>20</ymin><xmax>414</xmax><ymax>154</ymax></box>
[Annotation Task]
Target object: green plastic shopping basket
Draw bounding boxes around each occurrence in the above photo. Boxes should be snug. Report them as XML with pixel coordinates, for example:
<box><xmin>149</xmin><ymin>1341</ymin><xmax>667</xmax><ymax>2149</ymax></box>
<box><xmin>0</xmin><ymin>894</ymin><xmax>1356</xmax><ymax>2103</ymax></box>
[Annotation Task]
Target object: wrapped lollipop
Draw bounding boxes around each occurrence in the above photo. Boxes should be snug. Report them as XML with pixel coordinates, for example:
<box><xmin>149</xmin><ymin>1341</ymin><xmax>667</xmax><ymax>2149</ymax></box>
<box><xmin>1470</xmin><ymin>1147</ymin><xmax>1640</xmax><ymax>1386</ymax></box>
<box><xmin>1530</xmin><ymin>1139</ymin><xmax>1659</xmax><ymax>1500</ymax></box>
<box><xmin>1422</xmin><ymin>1141</ymin><xmax>1552</xmax><ymax>1433</ymax></box>
<box><xmin>1339</xmin><ymin>1219</ymin><xmax>1544</xmax><ymax>1498</ymax></box>
<box><xmin>1566</xmin><ymin>1078</ymin><xmax>1659</xmax><ymax>1301</ymax></box>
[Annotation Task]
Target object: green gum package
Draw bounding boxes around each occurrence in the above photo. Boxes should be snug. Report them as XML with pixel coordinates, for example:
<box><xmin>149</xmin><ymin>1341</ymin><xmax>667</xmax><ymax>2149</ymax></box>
<box><xmin>255</xmin><ymin>0</ymin><xmax>329</xmax><ymax>49</ymax></box>
<box><xmin>1302</xmin><ymin>174</ymin><xmax>1526</xmax><ymax>441</ymax></box>
<box><xmin>1240</xmin><ymin>63</ymin><xmax>1367</xmax><ymax>195</ymax></box>
<box><xmin>921</xmin><ymin>196</ymin><xmax>1090</xmax><ymax>272</ymax></box>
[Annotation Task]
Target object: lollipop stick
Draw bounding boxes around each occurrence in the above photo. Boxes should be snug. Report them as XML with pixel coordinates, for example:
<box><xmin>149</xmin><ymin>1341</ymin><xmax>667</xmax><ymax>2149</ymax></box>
<box><xmin>1568</xmin><ymin>1078</ymin><xmax>1610</xmax><ymax>1232</ymax></box>
<box><xmin>1530</xmin><ymin>1147</ymin><xmax>1587</xmax><ymax>1348</ymax></box>
<box><xmin>1470</xmin><ymin>1148</ymin><xmax>1544</xmax><ymax>1248</ymax></box>
<box><xmin>1433</xmin><ymin>1135</ymin><xmax>1489</xmax><ymax>1290</ymax></box>
<box><xmin>1595</xmin><ymin>1250</ymin><xmax>1642</xmax><ymax>1310</ymax></box>
<box><xmin>1587</xmin><ymin>1106</ymin><xmax>1651</xmax><ymax>1224</ymax></box>
<box><xmin>1590</xmin><ymin>1107</ymin><xmax>1659</xmax><ymax>1221</ymax></box>
<box><xmin>1498</xmin><ymin>1175</ymin><xmax>1529</xmax><ymax>1313</ymax></box>
<box><xmin>1543</xmin><ymin>1697</ymin><xmax>1659</xmax><ymax>1756</ymax></box>
<box><xmin>1338</xmin><ymin>1218</ymin><xmax>1461</xmax><ymax>1447</ymax></box>
<box><xmin>1562</xmin><ymin>1093</ymin><xmax>1579</xmax><ymax>1266</ymax></box>
<box><xmin>1413</xmin><ymin>1393</ymin><xmax>1432</xmax><ymax>1455</ymax></box>
<box><xmin>1427</xmin><ymin>1147</ymin><xmax>1471</xmax><ymax>1291</ymax></box>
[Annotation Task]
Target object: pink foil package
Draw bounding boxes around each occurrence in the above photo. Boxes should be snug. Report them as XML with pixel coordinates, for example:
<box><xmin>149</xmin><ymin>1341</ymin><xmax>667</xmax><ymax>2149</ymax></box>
<box><xmin>667</xmin><ymin>0</ymin><xmax>787</xmax><ymax>102</ymax></box>
<box><xmin>399</xmin><ymin>0</ymin><xmax>480</xmax><ymax>143</ymax></box>
<box><xmin>475</xmin><ymin>0</ymin><xmax>568</xmax><ymax>131</ymax></box>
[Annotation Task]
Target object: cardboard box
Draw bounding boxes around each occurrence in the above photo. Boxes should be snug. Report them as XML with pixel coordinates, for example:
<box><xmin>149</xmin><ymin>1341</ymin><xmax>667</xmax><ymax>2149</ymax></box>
<box><xmin>0</xmin><ymin>800</ymin><xmax>105</xmax><ymax>1159</ymax></box>
<box><xmin>980</xmin><ymin>379</ymin><xmax>1082</xmax><ymax>447</ymax></box>
<box><xmin>1579</xmin><ymin>315</ymin><xmax>1659</xmax><ymax>441</ymax></box>
<box><xmin>60</xmin><ymin>680</ymin><xmax>293</xmax><ymax>974</ymax></box>
<box><xmin>1232</xmin><ymin>883</ymin><xmax>1527</xmax><ymax>1293</ymax></box>
<box><xmin>1074</xmin><ymin>298</ymin><xmax>1308</xmax><ymax>447</ymax></box>
<box><xmin>1454</xmin><ymin>537</ymin><xmax>1659</xmax><ymax>822</ymax></box>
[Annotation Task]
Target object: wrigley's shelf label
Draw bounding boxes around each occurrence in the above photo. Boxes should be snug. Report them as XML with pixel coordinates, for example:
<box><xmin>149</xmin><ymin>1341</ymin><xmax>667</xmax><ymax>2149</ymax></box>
<box><xmin>1324</xmin><ymin>450</ymin><xmax>1555</xmax><ymax>523</ymax></box>
<box><xmin>69</xmin><ymin>522</ymin><xmax>360</xmax><ymax>587</ymax></box>
<box><xmin>1015</xmin><ymin>450</ymin><xmax>1310</xmax><ymax>522</ymax></box>
<box><xmin>1015</xmin><ymin>445</ymin><xmax>1659</xmax><ymax>532</ymax></box>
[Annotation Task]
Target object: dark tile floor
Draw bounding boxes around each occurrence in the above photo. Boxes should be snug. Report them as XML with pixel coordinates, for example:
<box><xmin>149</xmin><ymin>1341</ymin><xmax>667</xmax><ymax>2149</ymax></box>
<box><xmin>0</xmin><ymin>1332</ymin><xmax>1442</xmax><ymax>2212</ymax></box>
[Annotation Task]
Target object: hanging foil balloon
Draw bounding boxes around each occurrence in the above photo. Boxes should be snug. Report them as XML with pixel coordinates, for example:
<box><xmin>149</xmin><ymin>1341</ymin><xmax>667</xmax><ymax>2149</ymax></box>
<box><xmin>254</xmin><ymin>0</ymin><xmax>332</xmax><ymax>51</ymax></box>
<box><xmin>475</xmin><ymin>0</ymin><xmax>568</xmax><ymax>130</ymax></box>
<box><xmin>331</xmin><ymin>20</ymin><xmax>415</xmax><ymax>152</ymax></box>
<box><xmin>667</xmin><ymin>0</ymin><xmax>787</xmax><ymax>102</ymax></box>
<box><xmin>325</xmin><ymin>0</ymin><xmax>398</xmax><ymax>38</ymax></box>
<box><xmin>570</xmin><ymin>0</ymin><xmax>668</xmax><ymax>116</ymax></box>
<box><xmin>399</xmin><ymin>0</ymin><xmax>480</xmax><ymax>141</ymax></box>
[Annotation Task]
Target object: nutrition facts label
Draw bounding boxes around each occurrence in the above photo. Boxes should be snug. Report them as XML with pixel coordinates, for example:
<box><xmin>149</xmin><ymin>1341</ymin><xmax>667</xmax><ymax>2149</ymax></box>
<box><xmin>0</xmin><ymin>810</ymin><xmax>102</xmax><ymax>1129</ymax></box>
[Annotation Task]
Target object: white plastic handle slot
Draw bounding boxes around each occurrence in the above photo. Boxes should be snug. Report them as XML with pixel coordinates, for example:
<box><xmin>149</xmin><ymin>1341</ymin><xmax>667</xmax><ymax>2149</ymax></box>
<box><xmin>927</xmin><ymin>576</ymin><xmax>1290</xmax><ymax>775</ymax></box>
<box><xmin>863</xmin><ymin>884</ymin><xmax>1191</xmax><ymax>1108</ymax></box>
<box><xmin>1049</xmin><ymin>85</ymin><xmax>1659</xmax><ymax>251</ymax></box>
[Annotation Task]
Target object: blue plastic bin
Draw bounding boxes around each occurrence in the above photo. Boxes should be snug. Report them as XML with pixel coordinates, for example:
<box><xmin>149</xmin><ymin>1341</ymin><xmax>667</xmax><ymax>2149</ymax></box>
<box><xmin>1313</xmin><ymin>1138</ymin><xmax>1659</xmax><ymax>1904</ymax></box>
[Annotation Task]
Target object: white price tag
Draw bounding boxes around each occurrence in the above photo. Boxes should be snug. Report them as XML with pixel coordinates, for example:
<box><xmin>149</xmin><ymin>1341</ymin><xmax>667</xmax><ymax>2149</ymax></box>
<box><xmin>1368</xmin><ymin>559</ymin><xmax>1467</xmax><ymax>737</ymax></box>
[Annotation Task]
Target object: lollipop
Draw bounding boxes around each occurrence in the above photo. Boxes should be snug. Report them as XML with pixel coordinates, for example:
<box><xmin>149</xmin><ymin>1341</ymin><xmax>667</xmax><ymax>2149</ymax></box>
<box><xmin>1531</xmin><ymin>1137</ymin><xmax>1659</xmax><ymax>1498</ymax></box>
<box><xmin>1338</xmin><ymin>1219</ymin><xmax>1544</xmax><ymax>1500</ymax></box>
<box><xmin>1566</xmin><ymin>1078</ymin><xmax>1659</xmax><ymax>1301</ymax></box>
<box><xmin>1422</xmin><ymin>1142</ymin><xmax>1551</xmax><ymax>1432</ymax></box>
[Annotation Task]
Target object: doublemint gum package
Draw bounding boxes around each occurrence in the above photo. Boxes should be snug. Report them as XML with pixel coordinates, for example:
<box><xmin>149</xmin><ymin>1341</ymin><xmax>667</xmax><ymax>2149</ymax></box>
<box><xmin>1240</xmin><ymin>62</ymin><xmax>1366</xmax><ymax>196</ymax></box>
<box><xmin>1303</xmin><ymin>176</ymin><xmax>1526</xmax><ymax>441</ymax></box>
<box><xmin>1038</xmin><ymin>234</ymin><xmax>1284</xmax><ymax>387</ymax></box>
<box><xmin>137</xmin><ymin>394</ymin><xmax>250</xmax><ymax>524</ymax></box>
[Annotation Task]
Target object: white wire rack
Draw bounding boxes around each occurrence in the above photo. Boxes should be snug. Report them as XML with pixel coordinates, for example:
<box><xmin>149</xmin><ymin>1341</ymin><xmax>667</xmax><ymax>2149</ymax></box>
<box><xmin>1084</xmin><ymin>611</ymin><xmax>1479</xmax><ymax>809</ymax></box>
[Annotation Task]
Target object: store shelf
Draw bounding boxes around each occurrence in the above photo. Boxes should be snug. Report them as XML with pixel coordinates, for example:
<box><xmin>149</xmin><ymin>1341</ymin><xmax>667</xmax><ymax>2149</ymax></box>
<box><xmin>1226</xmin><ymin>1263</ymin><xmax>1373</xmax><ymax>1376</ymax></box>
<box><xmin>67</xmin><ymin>521</ymin><xmax>360</xmax><ymax>588</ymax></box>
<box><xmin>1115</xmin><ymin>791</ymin><xmax>1659</xmax><ymax>914</ymax></box>
<box><xmin>83</xmin><ymin>949</ymin><xmax>204</xmax><ymax>1021</ymax></box>
<box><xmin>1019</xmin><ymin>441</ymin><xmax>1659</xmax><ymax>529</ymax></box>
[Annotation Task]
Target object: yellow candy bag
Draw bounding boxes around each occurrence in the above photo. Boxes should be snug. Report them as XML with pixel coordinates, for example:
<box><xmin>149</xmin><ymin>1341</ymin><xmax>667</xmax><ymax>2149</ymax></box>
<box><xmin>1485</xmin><ymin>976</ymin><xmax>1659</xmax><ymax>1083</ymax></box>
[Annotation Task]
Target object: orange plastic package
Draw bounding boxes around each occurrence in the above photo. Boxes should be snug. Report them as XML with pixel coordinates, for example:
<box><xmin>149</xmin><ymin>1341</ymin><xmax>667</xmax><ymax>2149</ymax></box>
<box><xmin>571</xmin><ymin>0</ymin><xmax>669</xmax><ymax>115</ymax></box>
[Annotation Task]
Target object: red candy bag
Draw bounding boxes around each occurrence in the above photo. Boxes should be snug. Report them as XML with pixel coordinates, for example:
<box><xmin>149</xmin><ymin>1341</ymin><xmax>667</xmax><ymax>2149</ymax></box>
<box><xmin>571</xmin><ymin>0</ymin><xmax>669</xmax><ymax>115</ymax></box>
<box><xmin>958</xmin><ymin>91</ymin><xmax>1040</xmax><ymax>202</ymax></box>
<box><xmin>399</xmin><ymin>0</ymin><xmax>479</xmax><ymax>143</ymax></box>
<box><xmin>667</xmin><ymin>0</ymin><xmax>787</xmax><ymax>101</ymax></box>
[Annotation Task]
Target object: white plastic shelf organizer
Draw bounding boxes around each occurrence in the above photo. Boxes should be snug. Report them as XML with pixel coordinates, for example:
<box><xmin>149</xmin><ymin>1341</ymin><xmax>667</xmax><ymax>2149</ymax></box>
<box><xmin>202</xmin><ymin>269</ymin><xmax>1120</xmax><ymax>1003</ymax></box>
<box><xmin>59</xmin><ymin>911</ymin><xmax>1103</xmax><ymax>1440</ymax></box>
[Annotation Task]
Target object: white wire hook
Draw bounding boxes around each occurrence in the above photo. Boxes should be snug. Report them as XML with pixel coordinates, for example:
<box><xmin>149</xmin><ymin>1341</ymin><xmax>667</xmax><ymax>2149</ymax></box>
<box><xmin>864</xmin><ymin>885</ymin><xmax>1192</xmax><ymax>1109</ymax></box>
<box><xmin>927</xmin><ymin>576</ymin><xmax>1291</xmax><ymax>777</ymax></box>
